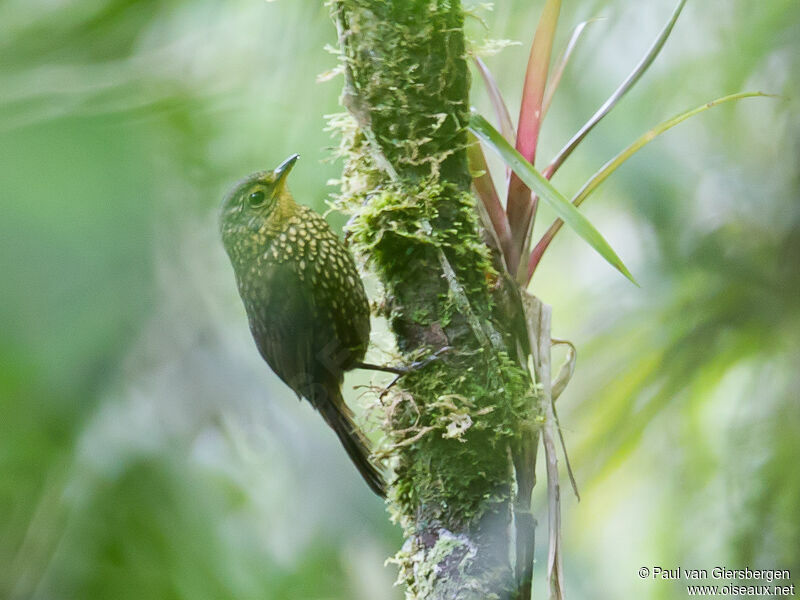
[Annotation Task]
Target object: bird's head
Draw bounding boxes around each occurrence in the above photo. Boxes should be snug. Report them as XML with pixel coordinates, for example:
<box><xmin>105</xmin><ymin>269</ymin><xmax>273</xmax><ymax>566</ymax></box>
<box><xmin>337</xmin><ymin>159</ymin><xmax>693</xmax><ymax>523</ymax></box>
<box><xmin>219</xmin><ymin>154</ymin><xmax>299</xmax><ymax>243</ymax></box>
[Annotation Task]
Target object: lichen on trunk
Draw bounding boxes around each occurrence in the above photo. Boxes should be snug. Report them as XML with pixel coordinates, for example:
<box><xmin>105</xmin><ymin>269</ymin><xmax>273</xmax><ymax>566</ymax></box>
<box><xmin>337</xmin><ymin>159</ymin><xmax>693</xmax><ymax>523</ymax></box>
<box><xmin>328</xmin><ymin>1</ymin><xmax>533</xmax><ymax>598</ymax></box>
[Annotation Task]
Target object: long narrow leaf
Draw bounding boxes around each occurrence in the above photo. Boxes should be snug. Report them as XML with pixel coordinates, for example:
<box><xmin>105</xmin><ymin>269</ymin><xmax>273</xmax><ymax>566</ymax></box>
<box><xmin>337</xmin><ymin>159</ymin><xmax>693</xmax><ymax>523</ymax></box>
<box><xmin>542</xmin><ymin>18</ymin><xmax>603</xmax><ymax>119</ymax></box>
<box><xmin>514</xmin><ymin>0</ymin><xmax>562</xmax><ymax>163</ymax></box>
<box><xmin>544</xmin><ymin>0</ymin><xmax>687</xmax><ymax>179</ymax></box>
<box><xmin>506</xmin><ymin>0</ymin><xmax>562</xmax><ymax>278</ymax></box>
<box><xmin>473</xmin><ymin>57</ymin><xmax>515</xmax><ymax>145</ymax></box>
<box><xmin>527</xmin><ymin>92</ymin><xmax>773</xmax><ymax>281</ymax></box>
<box><xmin>470</xmin><ymin>113</ymin><xmax>636</xmax><ymax>284</ymax></box>
<box><xmin>467</xmin><ymin>133</ymin><xmax>514</xmax><ymax>262</ymax></box>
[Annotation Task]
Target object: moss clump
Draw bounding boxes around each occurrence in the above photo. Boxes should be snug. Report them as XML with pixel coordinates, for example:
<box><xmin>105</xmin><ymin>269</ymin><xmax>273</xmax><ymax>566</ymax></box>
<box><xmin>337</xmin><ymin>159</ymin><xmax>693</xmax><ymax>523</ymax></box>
<box><xmin>383</xmin><ymin>349</ymin><xmax>533</xmax><ymax>528</ymax></box>
<box><xmin>331</xmin><ymin>0</ymin><xmax>472</xmax><ymax>185</ymax></box>
<box><xmin>330</xmin><ymin>111</ymin><xmax>499</xmax><ymax>351</ymax></box>
<box><xmin>328</xmin><ymin>1</ymin><xmax>533</xmax><ymax>597</ymax></box>
<box><xmin>339</xmin><ymin>180</ymin><xmax>495</xmax><ymax>307</ymax></box>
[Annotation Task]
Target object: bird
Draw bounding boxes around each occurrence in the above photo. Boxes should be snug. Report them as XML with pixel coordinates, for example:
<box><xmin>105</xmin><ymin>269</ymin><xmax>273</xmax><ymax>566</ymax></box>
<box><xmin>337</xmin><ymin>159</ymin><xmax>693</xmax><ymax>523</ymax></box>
<box><xmin>220</xmin><ymin>154</ymin><xmax>385</xmax><ymax>497</ymax></box>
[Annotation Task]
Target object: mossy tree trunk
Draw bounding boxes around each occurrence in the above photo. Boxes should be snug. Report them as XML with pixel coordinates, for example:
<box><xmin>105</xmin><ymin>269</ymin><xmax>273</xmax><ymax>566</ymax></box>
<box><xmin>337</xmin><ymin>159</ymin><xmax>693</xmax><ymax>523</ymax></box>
<box><xmin>329</xmin><ymin>2</ymin><xmax>534</xmax><ymax>598</ymax></box>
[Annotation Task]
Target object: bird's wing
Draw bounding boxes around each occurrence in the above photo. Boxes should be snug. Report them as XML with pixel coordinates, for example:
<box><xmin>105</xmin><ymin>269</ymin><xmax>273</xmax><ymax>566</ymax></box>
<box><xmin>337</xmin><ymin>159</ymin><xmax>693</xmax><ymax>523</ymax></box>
<box><xmin>248</xmin><ymin>261</ymin><xmax>317</xmax><ymax>398</ymax></box>
<box><xmin>308</xmin><ymin>240</ymin><xmax>371</xmax><ymax>367</ymax></box>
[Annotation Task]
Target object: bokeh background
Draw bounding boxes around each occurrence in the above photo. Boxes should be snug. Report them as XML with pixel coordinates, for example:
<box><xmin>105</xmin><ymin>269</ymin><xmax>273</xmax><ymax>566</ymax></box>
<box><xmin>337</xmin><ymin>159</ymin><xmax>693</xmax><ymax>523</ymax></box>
<box><xmin>1</xmin><ymin>1</ymin><xmax>797</xmax><ymax>599</ymax></box>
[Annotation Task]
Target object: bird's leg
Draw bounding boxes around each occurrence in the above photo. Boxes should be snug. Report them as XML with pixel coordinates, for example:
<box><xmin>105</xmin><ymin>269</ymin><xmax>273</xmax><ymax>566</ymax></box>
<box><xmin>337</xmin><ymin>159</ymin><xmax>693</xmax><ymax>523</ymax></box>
<box><xmin>354</xmin><ymin>346</ymin><xmax>453</xmax><ymax>377</ymax></box>
<box><xmin>353</xmin><ymin>363</ymin><xmax>408</xmax><ymax>376</ymax></box>
<box><xmin>355</xmin><ymin>347</ymin><xmax>453</xmax><ymax>398</ymax></box>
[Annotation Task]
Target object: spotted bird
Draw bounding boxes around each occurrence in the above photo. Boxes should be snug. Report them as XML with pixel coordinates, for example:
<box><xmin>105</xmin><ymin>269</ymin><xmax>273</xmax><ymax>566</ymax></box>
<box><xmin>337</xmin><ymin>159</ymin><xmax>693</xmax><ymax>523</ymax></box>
<box><xmin>220</xmin><ymin>154</ymin><xmax>385</xmax><ymax>496</ymax></box>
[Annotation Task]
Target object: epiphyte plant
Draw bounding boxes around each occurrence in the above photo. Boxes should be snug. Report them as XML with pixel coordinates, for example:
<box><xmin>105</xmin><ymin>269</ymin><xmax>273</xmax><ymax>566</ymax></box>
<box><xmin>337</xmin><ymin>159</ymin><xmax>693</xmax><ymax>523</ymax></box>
<box><xmin>465</xmin><ymin>1</ymin><xmax>772</xmax><ymax>598</ymax></box>
<box><xmin>468</xmin><ymin>0</ymin><xmax>769</xmax><ymax>288</ymax></box>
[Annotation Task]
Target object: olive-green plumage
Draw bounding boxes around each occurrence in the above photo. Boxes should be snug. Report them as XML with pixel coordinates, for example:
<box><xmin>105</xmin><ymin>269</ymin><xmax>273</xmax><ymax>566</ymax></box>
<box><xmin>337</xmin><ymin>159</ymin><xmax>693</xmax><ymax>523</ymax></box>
<box><xmin>220</xmin><ymin>155</ymin><xmax>384</xmax><ymax>496</ymax></box>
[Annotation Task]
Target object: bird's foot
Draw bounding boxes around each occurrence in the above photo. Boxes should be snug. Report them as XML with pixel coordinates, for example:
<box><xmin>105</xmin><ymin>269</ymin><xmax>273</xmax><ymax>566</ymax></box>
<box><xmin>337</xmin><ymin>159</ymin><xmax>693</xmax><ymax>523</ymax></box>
<box><xmin>355</xmin><ymin>346</ymin><xmax>452</xmax><ymax>376</ymax></box>
<box><xmin>355</xmin><ymin>347</ymin><xmax>453</xmax><ymax>397</ymax></box>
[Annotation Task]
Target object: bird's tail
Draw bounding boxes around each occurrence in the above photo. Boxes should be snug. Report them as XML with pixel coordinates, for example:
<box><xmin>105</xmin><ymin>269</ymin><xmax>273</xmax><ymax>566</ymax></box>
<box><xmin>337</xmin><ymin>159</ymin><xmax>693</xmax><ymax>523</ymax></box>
<box><xmin>316</xmin><ymin>385</ymin><xmax>386</xmax><ymax>497</ymax></box>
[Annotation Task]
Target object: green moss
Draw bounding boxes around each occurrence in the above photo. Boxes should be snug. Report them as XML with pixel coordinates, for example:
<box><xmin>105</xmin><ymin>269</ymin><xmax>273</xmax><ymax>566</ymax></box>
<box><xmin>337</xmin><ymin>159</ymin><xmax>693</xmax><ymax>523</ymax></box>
<box><xmin>382</xmin><ymin>349</ymin><xmax>533</xmax><ymax>528</ymax></box>
<box><xmin>331</xmin><ymin>0</ymin><xmax>472</xmax><ymax>185</ymax></box>
<box><xmin>333</xmin><ymin>179</ymin><xmax>493</xmax><ymax>299</ymax></box>
<box><xmin>328</xmin><ymin>1</ymin><xmax>534</xmax><ymax>596</ymax></box>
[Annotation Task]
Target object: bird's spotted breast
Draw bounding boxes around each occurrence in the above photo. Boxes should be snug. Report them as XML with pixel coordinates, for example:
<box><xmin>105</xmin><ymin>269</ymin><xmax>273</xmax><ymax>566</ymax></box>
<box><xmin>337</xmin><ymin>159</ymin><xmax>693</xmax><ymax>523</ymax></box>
<box><xmin>220</xmin><ymin>164</ymin><xmax>385</xmax><ymax>496</ymax></box>
<box><xmin>237</xmin><ymin>205</ymin><xmax>370</xmax><ymax>361</ymax></box>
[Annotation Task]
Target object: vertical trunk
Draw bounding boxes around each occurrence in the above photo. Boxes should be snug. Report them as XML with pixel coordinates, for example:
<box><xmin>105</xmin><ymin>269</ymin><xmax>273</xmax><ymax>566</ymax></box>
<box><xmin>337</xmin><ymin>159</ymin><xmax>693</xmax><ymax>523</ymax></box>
<box><xmin>329</xmin><ymin>1</ymin><xmax>533</xmax><ymax>598</ymax></box>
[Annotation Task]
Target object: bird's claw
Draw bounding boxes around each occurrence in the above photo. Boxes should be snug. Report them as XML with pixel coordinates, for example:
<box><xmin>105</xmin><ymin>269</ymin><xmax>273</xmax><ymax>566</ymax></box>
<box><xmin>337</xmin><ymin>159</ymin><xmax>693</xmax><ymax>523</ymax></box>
<box><xmin>360</xmin><ymin>346</ymin><xmax>453</xmax><ymax>399</ymax></box>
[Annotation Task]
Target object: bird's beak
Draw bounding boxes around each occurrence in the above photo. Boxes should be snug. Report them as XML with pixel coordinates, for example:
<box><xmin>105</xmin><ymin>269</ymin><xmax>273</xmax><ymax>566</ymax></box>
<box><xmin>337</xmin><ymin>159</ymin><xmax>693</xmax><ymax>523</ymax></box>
<box><xmin>273</xmin><ymin>154</ymin><xmax>299</xmax><ymax>190</ymax></box>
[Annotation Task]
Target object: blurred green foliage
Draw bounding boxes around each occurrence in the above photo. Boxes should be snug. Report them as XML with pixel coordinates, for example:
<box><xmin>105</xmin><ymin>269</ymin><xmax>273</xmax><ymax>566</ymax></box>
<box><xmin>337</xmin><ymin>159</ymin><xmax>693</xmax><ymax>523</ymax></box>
<box><xmin>0</xmin><ymin>1</ymin><xmax>797</xmax><ymax>599</ymax></box>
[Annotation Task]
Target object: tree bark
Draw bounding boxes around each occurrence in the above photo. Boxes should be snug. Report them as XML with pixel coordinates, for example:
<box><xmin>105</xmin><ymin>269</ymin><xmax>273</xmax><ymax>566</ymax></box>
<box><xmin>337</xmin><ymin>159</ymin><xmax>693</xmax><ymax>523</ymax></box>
<box><xmin>329</xmin><ymin>1</ymin><xmax>533</xmax><ymax>598</ymax></box>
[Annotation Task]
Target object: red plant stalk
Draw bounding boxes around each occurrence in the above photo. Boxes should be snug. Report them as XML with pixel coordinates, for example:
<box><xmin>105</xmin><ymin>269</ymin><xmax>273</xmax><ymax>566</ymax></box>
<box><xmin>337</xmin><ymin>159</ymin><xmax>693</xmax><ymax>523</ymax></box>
<box><xmin>506</xmin><ymin>0</ymin><xmax>561</xmax><ymax>280</ymax></box>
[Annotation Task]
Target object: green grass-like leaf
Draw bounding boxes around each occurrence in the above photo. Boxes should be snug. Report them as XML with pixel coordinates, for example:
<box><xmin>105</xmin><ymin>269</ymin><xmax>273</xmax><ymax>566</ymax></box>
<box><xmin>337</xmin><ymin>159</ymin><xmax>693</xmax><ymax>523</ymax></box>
<box><xmin>544</xmin><ymin>0</ymin><xmax>687</xmax><ymax>179</ymax></box>
<box><xmin>470</xmin><ymin>113</ymin><xmax>636</xmax><ymax>285</ymax></box>
<box><xmin>542</xmin><ymin>17</ymin><xmax>604</xmax><ymax>119</ymax></box>
<box><xmin>528</xmin><ymin>92</ymin><xmax>774</xmax><ymax>280</ymax></box>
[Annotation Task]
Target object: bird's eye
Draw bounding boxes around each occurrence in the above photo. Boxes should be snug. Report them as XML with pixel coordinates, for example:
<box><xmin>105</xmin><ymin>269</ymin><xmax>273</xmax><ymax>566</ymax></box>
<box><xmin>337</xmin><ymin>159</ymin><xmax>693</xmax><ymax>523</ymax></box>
<box><xmin>248</xmin><ymin>190</ymin><xmax>266</xmax><ymax>207</ymax></box>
